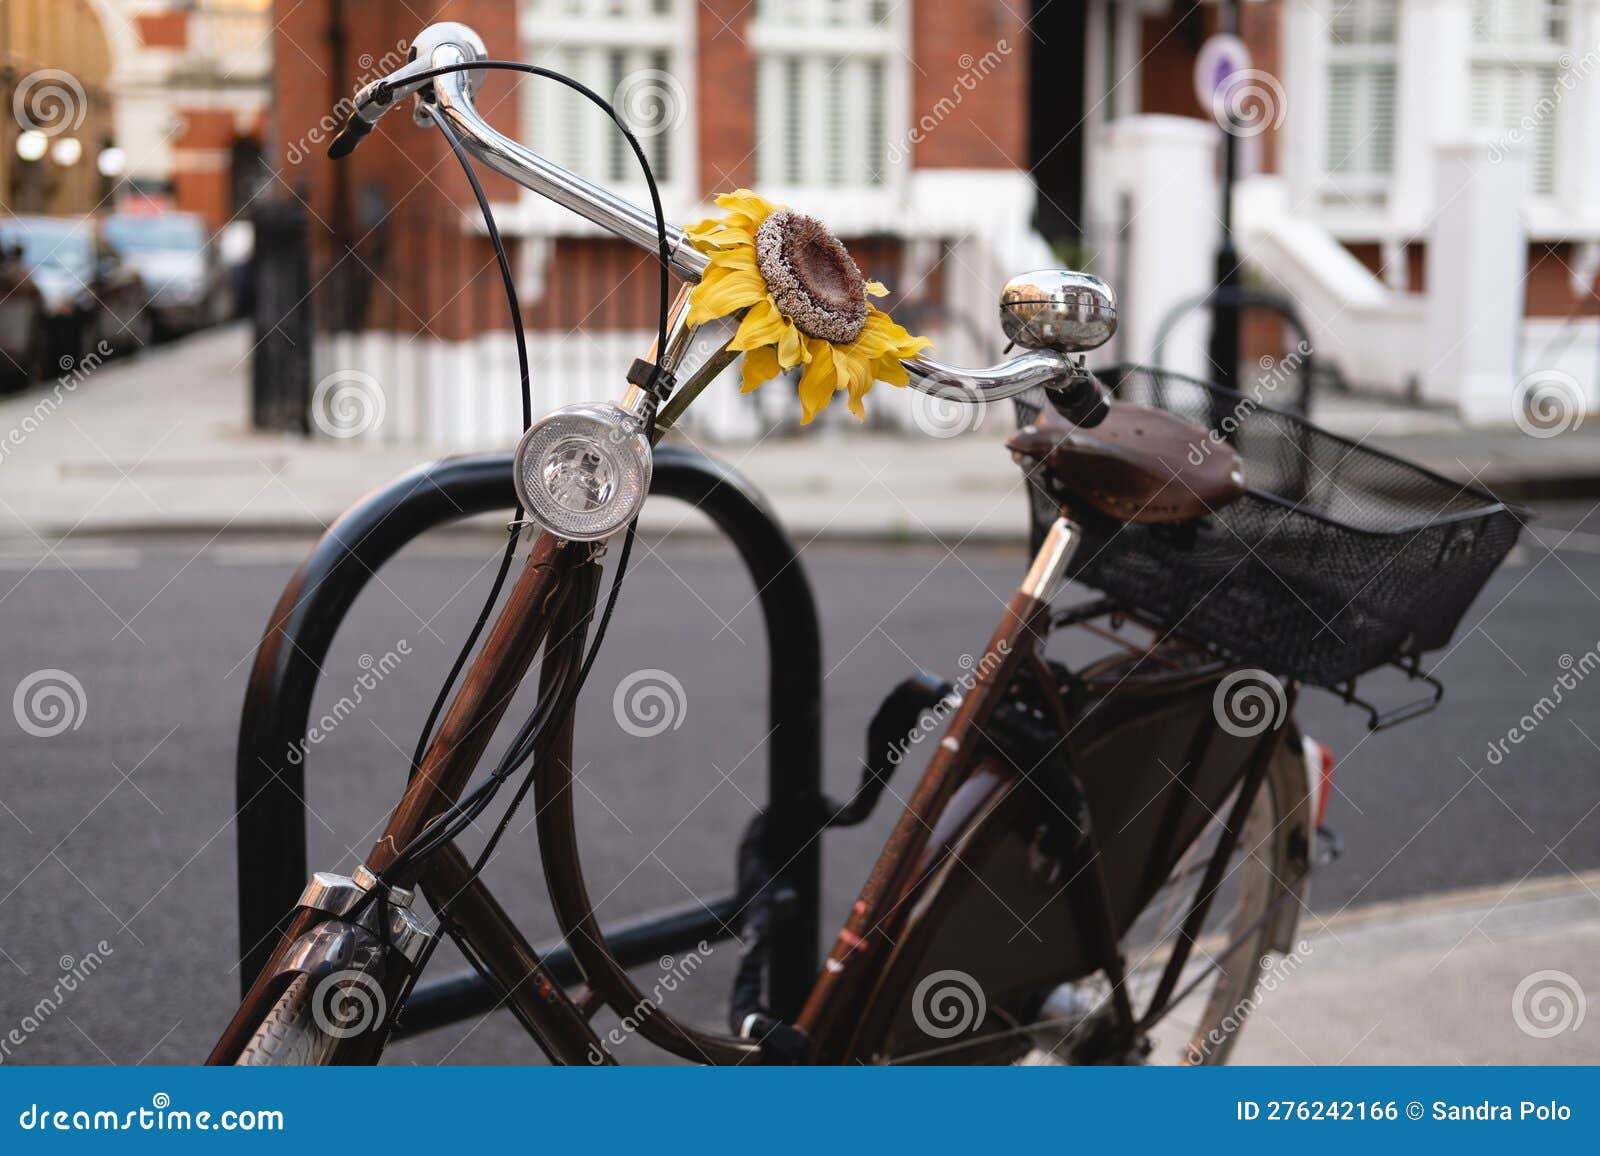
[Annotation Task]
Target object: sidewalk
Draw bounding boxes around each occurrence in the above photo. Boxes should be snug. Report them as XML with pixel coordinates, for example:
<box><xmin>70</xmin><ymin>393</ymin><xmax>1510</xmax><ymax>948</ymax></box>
<box><xmin>2</xmin><ymin>323</ymin><xmax>1597</xmax><ymax>543</ymax></box>
<box><xmin>1233</xmin><ymin>872</ymin><xmax>1599</xmax><ymax>1064</ymax></box>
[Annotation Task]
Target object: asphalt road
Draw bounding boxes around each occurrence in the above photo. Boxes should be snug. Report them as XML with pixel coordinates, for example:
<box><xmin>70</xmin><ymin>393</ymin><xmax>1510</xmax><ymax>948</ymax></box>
<box><xmin>1</xmin><ymin>510</ymin><xmax>1597</xmax><ymax>1064</ymax></box>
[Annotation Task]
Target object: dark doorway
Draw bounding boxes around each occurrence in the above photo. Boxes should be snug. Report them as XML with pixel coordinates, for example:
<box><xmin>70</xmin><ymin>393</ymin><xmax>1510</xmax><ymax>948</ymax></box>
<box><xmin>1028</xmin><ymin>0</ymin><xmax>1089</xmax><ymax>247</ymax></box>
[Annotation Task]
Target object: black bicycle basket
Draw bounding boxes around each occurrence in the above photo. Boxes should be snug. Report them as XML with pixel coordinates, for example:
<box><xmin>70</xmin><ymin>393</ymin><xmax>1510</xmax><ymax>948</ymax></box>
<box><xmin>1015</xmin><ymin>365</ymin><xmax>1524</xmax><ymax>689</ymax></box>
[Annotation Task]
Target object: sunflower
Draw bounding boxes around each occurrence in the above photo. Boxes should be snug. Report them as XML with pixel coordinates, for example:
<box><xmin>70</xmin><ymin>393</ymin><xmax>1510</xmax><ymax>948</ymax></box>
<box><xmin>684</xmin><ymin>189</ymin><xmax>931</xmax><ymax>423</ymax></box>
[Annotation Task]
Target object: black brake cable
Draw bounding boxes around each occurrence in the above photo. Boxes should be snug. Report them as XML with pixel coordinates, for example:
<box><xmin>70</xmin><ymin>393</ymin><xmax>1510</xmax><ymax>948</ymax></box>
<box><xmin>397</xmin><ymin>59</ymin><xmax>670</xmax><ymax>791</ymax></box>
<box><xmin>401</xmin><ymin>82</ymin><xmax>541</xmax><ymax>788</ymax></box>
<box><xmin>406</xmin><ymin>59</ymin><xmax>673</xmax><ymax>367</ymax></box>
<box><xmin>346</xmin><ymin>63</ymin><xmax>673</xmax><ymax>974</ymax></box>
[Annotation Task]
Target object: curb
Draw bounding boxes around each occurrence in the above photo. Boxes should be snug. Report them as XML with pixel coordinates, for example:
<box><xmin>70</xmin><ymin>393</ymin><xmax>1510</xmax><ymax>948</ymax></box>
<box><xmin>5</xmin><ymin>518</ymin><xmax>1039</xmax><ymax>548</ymax></box>
<box><xmin>12</xmin><ymin>468</ymin><xmax>1600</xmax><ymax>545</ymax></box>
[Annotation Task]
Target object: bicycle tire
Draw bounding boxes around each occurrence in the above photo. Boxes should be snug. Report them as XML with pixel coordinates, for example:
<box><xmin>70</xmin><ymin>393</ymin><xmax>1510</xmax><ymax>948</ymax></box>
<box><xmin>234</xmin><ymin>975</ymin><xmax>339</xmax><ymax>1067</ymax></box>
<box><xmin>1021</xmin><ymin>731</ymin><xmax>1310</xmax><ymax>1065</ymax></box>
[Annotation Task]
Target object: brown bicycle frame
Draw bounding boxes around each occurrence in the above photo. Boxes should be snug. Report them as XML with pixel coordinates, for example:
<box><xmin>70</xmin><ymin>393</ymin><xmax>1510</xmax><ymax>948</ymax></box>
<box><xmin>211</xmin><ymin>494</ymin><xmax>1101</xmax><ymax>1065</ymax></box>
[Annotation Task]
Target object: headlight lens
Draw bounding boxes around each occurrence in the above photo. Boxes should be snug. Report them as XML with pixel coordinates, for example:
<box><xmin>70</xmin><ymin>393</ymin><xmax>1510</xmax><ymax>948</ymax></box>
<box><xmin>513</xmin><ymin>403</ymin><xmax>652</xmax><ymax>541</ymax></box>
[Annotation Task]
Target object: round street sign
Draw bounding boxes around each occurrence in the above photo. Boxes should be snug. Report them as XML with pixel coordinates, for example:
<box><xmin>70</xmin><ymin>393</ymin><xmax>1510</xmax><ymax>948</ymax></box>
<box><xmin>1194</xmin><ymin>33</ymin><xmax>1252</xmax><ymax>111</ymax></box>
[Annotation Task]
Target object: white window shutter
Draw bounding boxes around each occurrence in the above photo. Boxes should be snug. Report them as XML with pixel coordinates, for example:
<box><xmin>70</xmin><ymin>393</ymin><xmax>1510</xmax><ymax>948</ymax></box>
<box><xmin>751</xmin><ymin>2</ymin><xmax>897</xmax><ymax>188</ymax></box>
<box><xmin>1467</xmin><ymin>0</ymin><xmax>1568</xmax><ymax>197</ymax></box>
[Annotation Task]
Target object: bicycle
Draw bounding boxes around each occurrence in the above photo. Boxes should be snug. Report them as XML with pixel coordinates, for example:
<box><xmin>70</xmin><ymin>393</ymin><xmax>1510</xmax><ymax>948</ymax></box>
<box><xmin>209</xmin><ymin>22</ymin><xmax>1521</xmax><ymax>1066</ymax></box>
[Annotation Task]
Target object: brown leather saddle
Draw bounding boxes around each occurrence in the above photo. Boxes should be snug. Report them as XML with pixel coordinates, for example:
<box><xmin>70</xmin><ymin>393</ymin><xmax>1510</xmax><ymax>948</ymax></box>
<box><xmin>1007</xmin><ymin>400</ymin><xmax>1245</xmax><ymax>524</ymax></box>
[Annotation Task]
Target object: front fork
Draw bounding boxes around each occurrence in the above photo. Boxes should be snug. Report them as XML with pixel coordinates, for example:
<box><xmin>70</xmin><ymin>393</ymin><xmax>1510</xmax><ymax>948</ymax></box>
<box><xmin>209</xmin><ymin>531</ymin><xmax>600</xmax><ymax>1065</ymax></box>
<box><xmin>257</xmin><ymin>870</ymin><xmax>431</xmax><ymax>1063</ymax></box>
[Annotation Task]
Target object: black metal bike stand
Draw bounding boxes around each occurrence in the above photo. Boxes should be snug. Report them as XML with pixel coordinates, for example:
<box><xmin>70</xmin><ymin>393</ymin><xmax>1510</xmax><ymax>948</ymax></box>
<box><xmin>233</xmin><ymin>446</ymin><xmax>825</xmax><ymax>1031</ymax></box>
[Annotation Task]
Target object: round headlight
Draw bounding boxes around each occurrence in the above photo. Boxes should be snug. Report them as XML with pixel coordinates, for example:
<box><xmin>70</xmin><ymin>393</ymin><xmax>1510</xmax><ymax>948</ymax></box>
<box><xmin>512</xmin><ymin>403</ymin><xmax>652</xmax><ymax>542</ymax></box>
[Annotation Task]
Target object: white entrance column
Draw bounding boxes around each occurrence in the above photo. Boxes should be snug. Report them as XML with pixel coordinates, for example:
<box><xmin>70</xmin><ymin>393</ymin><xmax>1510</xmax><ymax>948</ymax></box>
<box><xmin>1089</xmin><ymin>116</ymin><xmax>1219</xmax><ymax>376</ymax></box>
<box><xmin>1424</xmin><ymin>141</ymin><xmax>1528</xmax><ymax>424</ymax></box>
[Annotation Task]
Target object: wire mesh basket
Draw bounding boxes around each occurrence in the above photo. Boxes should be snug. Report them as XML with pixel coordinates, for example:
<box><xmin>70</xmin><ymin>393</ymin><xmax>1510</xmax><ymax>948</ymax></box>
<box><xmin>1016</xmin><ymin>366</ymin><xmax>1525</xmax><ymax>689</ymax></box>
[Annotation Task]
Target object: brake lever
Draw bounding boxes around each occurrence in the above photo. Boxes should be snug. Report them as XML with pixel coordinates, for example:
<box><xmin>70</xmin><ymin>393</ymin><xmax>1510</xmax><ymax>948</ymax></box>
<box><xmin>327</xmin><ymin>112</ymin><xmax>376</xmax><ymax>159</ymax></box>
<box><xmin>326</xmin><ymin>39</ymin><xmax>470</xmax><ymax>160</ymax></box>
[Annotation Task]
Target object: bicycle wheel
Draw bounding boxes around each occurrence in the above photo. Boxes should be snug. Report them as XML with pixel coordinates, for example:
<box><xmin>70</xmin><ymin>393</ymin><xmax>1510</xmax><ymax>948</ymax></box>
<box><xmin>1020</xmin><ymin>730</ymin><xmax>1310</xmax><ymax>1065</ymax></box>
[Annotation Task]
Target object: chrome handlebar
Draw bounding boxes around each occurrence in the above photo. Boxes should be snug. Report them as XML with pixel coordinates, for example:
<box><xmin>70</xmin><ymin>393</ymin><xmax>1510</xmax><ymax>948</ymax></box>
<box><xmin>338</xmin><ymin>24</ymin><xmax>1079</xmax><ymax>404</ymax></box>
<box><xmin>429</xmin><ymin>51</ymin><xmax>709</xmax><ymax>281</ymax></box>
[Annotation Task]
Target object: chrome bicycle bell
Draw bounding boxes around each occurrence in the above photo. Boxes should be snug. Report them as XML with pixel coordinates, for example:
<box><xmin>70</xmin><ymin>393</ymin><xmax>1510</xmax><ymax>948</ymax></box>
<box><xmin>512</xmin><ymin>403</ymin><xmax>653</xmax><ymax>541</ymax></box>
<box><xmin>999</xmin><ymin>270</ymin><xmax>1118</xmax><ymax>354</ymax></box>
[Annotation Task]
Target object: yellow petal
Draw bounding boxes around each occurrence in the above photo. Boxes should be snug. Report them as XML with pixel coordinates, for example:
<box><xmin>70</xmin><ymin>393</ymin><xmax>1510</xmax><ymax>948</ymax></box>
<box><xmin>719</xmin><ymin>188</ymin><xmax>775</xmax><ymax>212</ymax></box>
<box><xmin>730</xmin><ymin>297</ymin><xmax>791</xmax><ymax>351</ymax></box>
<box><xmin>873</xmin><ymin>354</ymin><xmax>911</xmax><ymax>388</ymax></box>
<box><xmin>833</xmin><ymin>346</ymin><xmax>874</xmax><ymax>420</ymax></box>
<box><xmin>797</xmin><ymin>350</ymin><xmax>839</xmax><ymax>424</ymax></box>
<box><xmin>689</xmin><ymin>225</ymin><xmax>758</xmax><ymax>252</ymax></box>
<box><xmin>847</xmin><ymin>312</ymin><xmax>891</xmax><ymax>358</ymax></box>
<box><xmin>688</xmin><ymin>268</ymin><xmax>767</xmax><ymax>324</ymax></box>
<box><xmin>853</xmin><ymin>308</ymin><xmax>932</xmax><ymax>360</ymax></box>
<box><xmin>710</xmin><ymin>247</ymin><xmax>759</xmax><ymax>276</ymax></box>
<box><xmin>740</xmin><ymin>344</ymin><xmax>782</xmax><ymax>393</ymax></box>
<box><xmin>699</xmin><ymin>256</ymin><xmax>761</xmax><ymax>290</ymax></box>
<box><xmin>713</xmin><ymin>189</ymin><xmax>777</xmax><ymax>231</ymax></box>
<box><xmin>776</xmin><ymin>319</ymin><xmax>805</xmax><ymax>368</ymax></box>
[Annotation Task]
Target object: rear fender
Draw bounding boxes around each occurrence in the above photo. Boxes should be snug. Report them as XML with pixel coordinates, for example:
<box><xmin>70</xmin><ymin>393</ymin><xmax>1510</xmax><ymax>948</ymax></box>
<box><xmin>850</xmin><ymin>669</ymin><xmax>1313</xmax><ymax>1061</ymax></box>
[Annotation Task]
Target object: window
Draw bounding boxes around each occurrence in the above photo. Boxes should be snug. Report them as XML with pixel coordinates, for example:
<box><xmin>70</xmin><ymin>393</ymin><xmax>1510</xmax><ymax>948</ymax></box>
<box><xmin>1323</xmin><ymin>0</ymin><xmax>1398</xmax><ymax>208</ymax></box>
<box><xmin>752</xmin><ymin>0</ymin><xmax>899</xmax><ymax>189</ymax></box>
<box><xmin>1469</xmin><ymin>0</ymin><xmax>1569</xmax><ymax>195</ymax></box>
<box><xmin>520</xmin><ymin>0</ymin><xmax>687</xmax><ymax>187</ymax></box>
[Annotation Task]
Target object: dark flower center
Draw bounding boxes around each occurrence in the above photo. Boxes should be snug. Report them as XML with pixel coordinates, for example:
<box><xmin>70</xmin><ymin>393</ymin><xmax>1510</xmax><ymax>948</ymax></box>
<box><xmin>755</xmin><ymin>210</ymin><xmax>868</xmax><ymax>344</ymax></box>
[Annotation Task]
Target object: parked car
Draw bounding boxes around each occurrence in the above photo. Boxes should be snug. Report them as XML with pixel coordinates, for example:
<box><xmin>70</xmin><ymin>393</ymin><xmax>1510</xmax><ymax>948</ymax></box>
<box><xmin>0</xmin><ymin>235</ymin><xmax>48</xmax><ymax>389</ymax></box>
<box><xmin>103</xmin><ymin>211</ymin><xmax>233</xmax><ymax>338</ymax></box>
<box><xmin>0</xmin><ymin>215</ymin><xmax>153</xmax><ymax>367</ymax></box>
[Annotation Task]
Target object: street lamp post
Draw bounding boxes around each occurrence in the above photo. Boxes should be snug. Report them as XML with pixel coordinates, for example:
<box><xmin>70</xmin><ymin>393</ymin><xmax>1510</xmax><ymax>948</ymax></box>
<box><xmin>1206</xmin><ymin>0</ymin><xmax>1242</xmax><ymax>393</ymax></box>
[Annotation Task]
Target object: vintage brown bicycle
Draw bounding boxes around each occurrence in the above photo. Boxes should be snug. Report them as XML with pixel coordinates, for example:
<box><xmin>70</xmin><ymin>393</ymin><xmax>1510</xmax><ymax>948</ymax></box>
<box><xmin>209</xmin><ymin>23</ymin><xmax>1521</xmax><ymax>1066</ymax></box>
